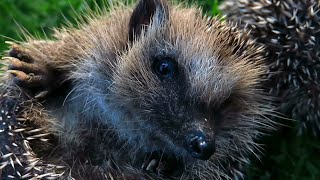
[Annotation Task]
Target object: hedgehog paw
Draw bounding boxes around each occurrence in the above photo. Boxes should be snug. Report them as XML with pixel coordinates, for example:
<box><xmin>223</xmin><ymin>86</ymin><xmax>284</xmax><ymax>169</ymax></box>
<box><xmin>142</xmin><ymin>151</ymin><xmax>183</xmax><ymax>177</ymax></box>
<box><xmin>4</xmin><ymin>44</ymin><xmax>53</xmax><ymax>99</ymax></box>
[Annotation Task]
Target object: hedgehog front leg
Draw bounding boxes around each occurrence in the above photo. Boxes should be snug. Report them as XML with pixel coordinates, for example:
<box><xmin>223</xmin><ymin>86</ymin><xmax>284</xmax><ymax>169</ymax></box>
<box><xmin>4</xmin><ymin>43</ymin><xmax>65</xmax><ymax>99</ymax></box>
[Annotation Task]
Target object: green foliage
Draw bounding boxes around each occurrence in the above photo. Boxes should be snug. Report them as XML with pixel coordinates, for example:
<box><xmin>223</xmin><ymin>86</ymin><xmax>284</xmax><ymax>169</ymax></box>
<box><xmin>0</xmin><ymin>0</ymin><xmax>220</xmax><ymax>53</ymax></box>
<box><xmin>175</xmin><ymin>0</ymin><xmax>220</xmax><ymax>15</ymax></box>
<box><xmin>0</xmin><ymin>0</ymin><xmax>105</xmax><ymax>53</ymax></box>
<box><xmin>0</xmin><ymin>0</ymin><xmax>318</xmax><ymax>179</ymax></box>
<box><xmin>247</xmin><ymin>126</ymin><xmax>320</xmax><ymax>180</ymax></box>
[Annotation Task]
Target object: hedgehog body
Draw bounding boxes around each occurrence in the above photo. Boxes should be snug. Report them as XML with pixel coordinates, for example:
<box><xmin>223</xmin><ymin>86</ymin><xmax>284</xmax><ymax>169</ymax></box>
<box><xmin>220</xmin><ymin>0</ymin><xmax>320</xmax><ymax>136</ymax></box>
<box><xmin>1</xmin><ymin>0</ymin><xmax>274</xmax><ymax>179</ymax></box>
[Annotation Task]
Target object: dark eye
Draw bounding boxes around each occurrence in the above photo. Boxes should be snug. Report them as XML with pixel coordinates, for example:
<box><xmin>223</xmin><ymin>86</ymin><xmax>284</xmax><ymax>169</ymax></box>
<box><xmin>153</xmin><ymin>59</ymin><xmax>177</xmax><ymax>79</ymax></box>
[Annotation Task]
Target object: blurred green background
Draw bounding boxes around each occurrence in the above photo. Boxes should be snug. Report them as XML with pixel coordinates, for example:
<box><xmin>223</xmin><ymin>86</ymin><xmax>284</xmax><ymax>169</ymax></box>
<box><xmin>0</xmin><ymin>0</ymin><xmax>319</xmax><ymax>179</ymax></box>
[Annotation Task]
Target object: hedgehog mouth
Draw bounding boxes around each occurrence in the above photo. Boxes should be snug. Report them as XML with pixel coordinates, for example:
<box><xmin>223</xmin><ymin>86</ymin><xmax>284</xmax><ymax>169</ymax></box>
<box><xmin>141</xmin><ymin>150</ymin><xmax>184</xmax><ymax>177</ymax></box>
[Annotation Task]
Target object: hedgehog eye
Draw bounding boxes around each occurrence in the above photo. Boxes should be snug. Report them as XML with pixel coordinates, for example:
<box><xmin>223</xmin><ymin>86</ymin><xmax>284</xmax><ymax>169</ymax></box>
<box><xmin>153</xmin><ymin>59</ymin><xmax>177</xmax><ymax>79</ymax></box>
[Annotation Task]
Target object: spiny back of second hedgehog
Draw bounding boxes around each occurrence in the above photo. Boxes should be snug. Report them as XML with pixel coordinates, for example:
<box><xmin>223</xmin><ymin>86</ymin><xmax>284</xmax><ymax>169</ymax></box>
<box><xmin>220</xmin><ymin>0</ymin><xmax>320</xmax><ymax>136</ymax></box>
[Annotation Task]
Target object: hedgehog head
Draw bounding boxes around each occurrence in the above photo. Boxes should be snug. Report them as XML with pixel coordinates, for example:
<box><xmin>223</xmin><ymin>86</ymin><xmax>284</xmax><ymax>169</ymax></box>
<box><xmin>79</xmin><ymin>0</ymin><xmax>273</xmax><ymax>178</ymax></box>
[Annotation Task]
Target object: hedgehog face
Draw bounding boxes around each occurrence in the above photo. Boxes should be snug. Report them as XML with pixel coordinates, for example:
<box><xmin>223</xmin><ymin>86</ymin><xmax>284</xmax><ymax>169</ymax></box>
<box><xmin>115</xmin><ymin>43</ymin><xmax>220</xmax><ymax>160</ymax></box>
<box><xmin>106</xmin><ymin>0</ymin><xmax>270</xmax><ymax>178</ymax></box>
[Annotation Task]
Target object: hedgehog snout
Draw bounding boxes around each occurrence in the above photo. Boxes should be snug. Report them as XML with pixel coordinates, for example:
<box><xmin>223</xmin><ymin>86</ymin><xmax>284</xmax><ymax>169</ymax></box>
<box><xmin>184</xmin><ymin>130</ymin><xmax>215</xmax><ymax>160</ymax></box>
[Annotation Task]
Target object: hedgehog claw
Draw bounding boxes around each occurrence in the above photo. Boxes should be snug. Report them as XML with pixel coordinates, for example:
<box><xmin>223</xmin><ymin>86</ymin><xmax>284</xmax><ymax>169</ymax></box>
<box><xmin>6</xmin><ymin>57</ymin><xmax>43</xmax><ymax>74</ymax></box>
<box><xmin>6</xmin><ymin>44</ymin><xmax>55</xmax><ymax>99</ymax></box>
<box><xmin>145</xmin><ymin>159</ymin><xmax>158</xmax><ymax>172</ymax></box>
<box><xmin>8</xmin><ymin>70</ymin><xmax>46</xmax><ymax>89</ymax></box>
<box><xmin>7</xmin><ymin>70</ymin><xmax>29</xmax><ymax>82</ymax></box>
<box><xmin>142</xmin><ymin>151</ymin><xmax>183</xmax><ymax>177</ymax></box>
<box><xmin>9</xmin><ymin>44</ymin><xmax>33</xmax><ymax>63</ymax></box>
<box><xmin>142</xmin><ymin>152</ymin><xmax>160</xmax><ymax>173</ymax></box>
<box><xmin>34</xmin><ymin>90</ymin><xmax>49</xmax><ymax>99</ymax></box>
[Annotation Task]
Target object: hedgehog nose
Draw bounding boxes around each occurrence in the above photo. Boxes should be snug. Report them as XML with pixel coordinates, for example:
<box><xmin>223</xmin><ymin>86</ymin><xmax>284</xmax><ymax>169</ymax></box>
<box><xmin>184</xmin><ymin>131</ymin><xmax>215</xmax><ymax>160</ymax></box>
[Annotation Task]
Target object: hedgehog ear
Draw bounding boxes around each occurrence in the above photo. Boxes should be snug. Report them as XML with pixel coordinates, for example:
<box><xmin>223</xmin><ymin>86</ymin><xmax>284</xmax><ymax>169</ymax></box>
<box><xmin>129</xmin><ymin>0</ymin><xmax>169</xmax><ymax>42</ymax></box>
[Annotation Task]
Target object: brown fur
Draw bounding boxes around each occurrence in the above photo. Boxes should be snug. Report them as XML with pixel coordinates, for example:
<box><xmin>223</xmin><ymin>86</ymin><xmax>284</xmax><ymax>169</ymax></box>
<box><xmin>1</xmin><ymin>0</ymin><xmax>274</xmax><ymax>179</ymax></box>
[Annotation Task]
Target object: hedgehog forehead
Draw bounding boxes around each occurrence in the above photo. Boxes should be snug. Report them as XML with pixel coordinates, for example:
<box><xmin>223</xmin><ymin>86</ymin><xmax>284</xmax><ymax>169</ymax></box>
<box><xmin>183</xmin><ymin>56</ymin><xmax>235</xmax><ymax>104</ymax></box>
<box><xmin>118</xmin><ymin>38</ymin><xmax>235</xmax><ymax>108</ymax></box>
<box><xmin>114</xmin><ymin>7</ymin><xmax>260</xmax><ymax>106</ymax></box>
<box><xmin>167</xmin><ymin>32</ymin><xmax>237</xmax><ymax>104</ymax></box>
<box><xmin>121</xmin><ymin>31</ymin><xmax>235</xmax><ymax>106</ymax></box>
<box><xmin>158</xmin><ymin>38</ymin><xmax>234</xmax><ymax>104</ymax></box>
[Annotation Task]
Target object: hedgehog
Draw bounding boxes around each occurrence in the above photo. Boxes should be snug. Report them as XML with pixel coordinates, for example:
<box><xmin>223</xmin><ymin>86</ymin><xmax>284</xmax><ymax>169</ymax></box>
<box><xmin>0</xmin><ymin>0</ymin><xmax>275</xmax><ymax>179</ymax></box>
<box><xmin>220</xmin><ymin>0</ymin><xmax>320</xmax><ymax>136</ymax></box>
<box><xmin>0</xmin><ymin>76</ymin><xmax>67</xmax><ymax>179</ymax></box>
